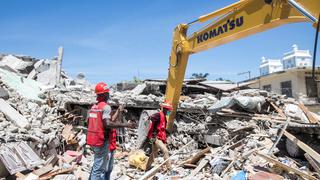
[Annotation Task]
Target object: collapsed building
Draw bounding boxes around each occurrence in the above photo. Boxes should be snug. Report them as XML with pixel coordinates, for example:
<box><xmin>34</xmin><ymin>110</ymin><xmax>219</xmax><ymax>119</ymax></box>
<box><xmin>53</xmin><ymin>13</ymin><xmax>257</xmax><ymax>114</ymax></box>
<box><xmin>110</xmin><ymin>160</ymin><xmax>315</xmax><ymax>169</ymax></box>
<box><xmin>0</xmin><ymin>53</ymin><xmax>320</xmax><ymax>180</ymax></box>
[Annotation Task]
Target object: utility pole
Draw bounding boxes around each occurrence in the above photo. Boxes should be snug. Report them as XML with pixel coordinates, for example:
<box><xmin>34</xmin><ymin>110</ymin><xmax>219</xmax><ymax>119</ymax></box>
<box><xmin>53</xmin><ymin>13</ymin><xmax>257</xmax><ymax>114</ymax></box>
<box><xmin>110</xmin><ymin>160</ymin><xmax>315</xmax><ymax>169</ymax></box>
<box><xmin>237</xmin><ymin>71</ymin><xmax>251</xmax><ymax>80</ymax></box>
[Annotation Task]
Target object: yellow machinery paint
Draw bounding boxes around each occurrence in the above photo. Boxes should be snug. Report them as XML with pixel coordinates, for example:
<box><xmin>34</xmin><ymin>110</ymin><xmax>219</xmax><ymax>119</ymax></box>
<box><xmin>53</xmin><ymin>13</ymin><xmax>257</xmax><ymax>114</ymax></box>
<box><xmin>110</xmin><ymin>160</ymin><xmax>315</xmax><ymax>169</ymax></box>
<box><xmin>165</xmin><ymin>0</ymin><xmax>320</xmax><ymax>131</ymax></box>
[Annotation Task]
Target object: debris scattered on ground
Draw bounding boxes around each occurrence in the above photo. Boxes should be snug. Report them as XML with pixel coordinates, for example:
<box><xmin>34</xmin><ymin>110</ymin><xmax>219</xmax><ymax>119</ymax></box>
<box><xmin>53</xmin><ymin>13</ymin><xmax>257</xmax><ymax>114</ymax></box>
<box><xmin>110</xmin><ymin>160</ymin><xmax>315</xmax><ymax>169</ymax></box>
<box><xmin>0</xmin><ymin>53</ymin><xmax>320</xmax><ymax>179</ymax></box>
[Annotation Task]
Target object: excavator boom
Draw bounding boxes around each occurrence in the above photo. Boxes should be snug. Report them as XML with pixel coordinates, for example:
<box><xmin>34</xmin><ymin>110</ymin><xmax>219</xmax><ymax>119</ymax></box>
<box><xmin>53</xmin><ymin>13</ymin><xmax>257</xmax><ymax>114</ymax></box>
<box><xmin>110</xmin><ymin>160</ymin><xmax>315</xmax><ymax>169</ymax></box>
<box><xmin>165</xmin><ymin>0</ymin><xmax>320</xmax><ymax>132</ymax></box>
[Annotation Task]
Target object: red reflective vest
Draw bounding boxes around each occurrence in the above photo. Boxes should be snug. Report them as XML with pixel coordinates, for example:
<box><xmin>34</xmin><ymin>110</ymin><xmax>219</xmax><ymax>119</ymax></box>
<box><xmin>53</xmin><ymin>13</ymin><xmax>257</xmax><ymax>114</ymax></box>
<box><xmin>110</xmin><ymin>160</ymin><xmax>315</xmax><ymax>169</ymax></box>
<box><xmin>86</xmin><ymin>102</ymin><xmax>107</xmax><ymax>147</ymax></box>
<box><xmin>109</xmin><ymin>129</ymin><xmax>117</xmax><ymax>151</ymax></box>
<box><xmin>147</xmin><ymin>111</ymin><xmax>167</xmax><ymax>143</ymax></box>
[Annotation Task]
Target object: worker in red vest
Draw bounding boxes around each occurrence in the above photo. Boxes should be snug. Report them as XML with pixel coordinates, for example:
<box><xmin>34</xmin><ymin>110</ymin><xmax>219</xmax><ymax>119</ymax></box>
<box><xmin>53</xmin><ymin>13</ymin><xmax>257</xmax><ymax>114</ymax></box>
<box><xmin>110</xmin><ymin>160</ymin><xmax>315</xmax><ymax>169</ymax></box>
<box><xmin>87</xmin><ymin>82</ymin><xmax>134</xmax><ymax>180</ymax></box>
<box><xmin>145</xmin><ymin>101</ymin><xmax>173</xmax><ymax>170</ymax></box>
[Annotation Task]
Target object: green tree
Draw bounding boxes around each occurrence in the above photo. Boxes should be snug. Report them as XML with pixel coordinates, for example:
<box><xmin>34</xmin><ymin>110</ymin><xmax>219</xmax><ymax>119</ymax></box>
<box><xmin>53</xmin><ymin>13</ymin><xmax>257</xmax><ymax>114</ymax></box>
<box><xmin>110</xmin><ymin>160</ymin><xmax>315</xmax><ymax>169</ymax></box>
<box><xmin>215</xmin><ymin>77</ymin><xmax>232</xmax><ymax>82</ymax></box>
<box><xmin>191</xmin><ymin>73</ymin><xmax>209</xmax><ymax>79</ymax></box>
<box><xmin>132</xmin><ymin>76</ymin><xmax>142</xmax><ymax>83</ymax></box>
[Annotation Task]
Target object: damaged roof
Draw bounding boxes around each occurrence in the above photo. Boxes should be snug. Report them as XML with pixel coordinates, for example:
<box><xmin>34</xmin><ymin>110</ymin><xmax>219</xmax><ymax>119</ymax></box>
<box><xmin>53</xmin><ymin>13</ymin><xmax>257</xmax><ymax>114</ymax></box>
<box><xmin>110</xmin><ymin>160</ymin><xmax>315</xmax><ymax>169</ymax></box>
<box><xmin>199</xmin><ymin>80</ymin><xmax>257</xmax><ymax>91</ymax></box>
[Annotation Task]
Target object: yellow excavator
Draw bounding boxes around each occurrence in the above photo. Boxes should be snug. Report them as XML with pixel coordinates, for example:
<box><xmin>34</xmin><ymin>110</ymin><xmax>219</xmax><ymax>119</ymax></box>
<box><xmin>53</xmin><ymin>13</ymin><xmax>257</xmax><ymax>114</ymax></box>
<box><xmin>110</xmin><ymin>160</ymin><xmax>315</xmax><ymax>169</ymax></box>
<box><xmin>164</xmin><ymin>0</ymin><xmax>320</xmax><ymax>132</ymax></box>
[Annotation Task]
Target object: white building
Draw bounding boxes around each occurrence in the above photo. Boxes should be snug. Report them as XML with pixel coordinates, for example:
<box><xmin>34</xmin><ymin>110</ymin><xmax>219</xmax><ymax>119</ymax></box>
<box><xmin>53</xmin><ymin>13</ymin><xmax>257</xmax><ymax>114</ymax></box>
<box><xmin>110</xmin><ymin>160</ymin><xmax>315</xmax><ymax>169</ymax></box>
<box><xmin>259</xmin><ymin>57</ymin><xmax>283</xmax><ymax>76</ymax></box>
<box><xmin>243</xmin><ymin>44</ymin><xmax>319</xmax><ymax>106</ymax></box>
<box><xmin>246</xmin><ymin>67</ymin><xmax>320</xmax><ymax>105</ymax></box>
<box><xmin>282</xmin><ymin>44</ymin><xmax>312</xmax><ymax>70</ymax></box>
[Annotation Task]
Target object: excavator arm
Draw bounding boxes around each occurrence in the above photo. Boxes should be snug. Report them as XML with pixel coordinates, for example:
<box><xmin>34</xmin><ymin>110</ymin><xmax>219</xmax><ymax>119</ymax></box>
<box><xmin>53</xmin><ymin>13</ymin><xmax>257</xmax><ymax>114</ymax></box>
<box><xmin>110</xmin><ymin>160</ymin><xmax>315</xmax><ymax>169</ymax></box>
<box><xmin>165</xmin><ymin>0</ymin><xmax>320</xmax><ymax>132</ymax></box>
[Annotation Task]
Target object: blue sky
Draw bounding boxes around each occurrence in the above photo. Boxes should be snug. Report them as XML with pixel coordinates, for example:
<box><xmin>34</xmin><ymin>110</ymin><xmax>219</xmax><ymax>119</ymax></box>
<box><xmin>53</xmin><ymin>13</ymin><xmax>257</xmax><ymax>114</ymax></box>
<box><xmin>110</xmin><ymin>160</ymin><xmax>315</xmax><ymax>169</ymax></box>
<box><xmin>0</xmin><ymin>0</ymin><xmax>318</xmax><ymax>84</ymax></box>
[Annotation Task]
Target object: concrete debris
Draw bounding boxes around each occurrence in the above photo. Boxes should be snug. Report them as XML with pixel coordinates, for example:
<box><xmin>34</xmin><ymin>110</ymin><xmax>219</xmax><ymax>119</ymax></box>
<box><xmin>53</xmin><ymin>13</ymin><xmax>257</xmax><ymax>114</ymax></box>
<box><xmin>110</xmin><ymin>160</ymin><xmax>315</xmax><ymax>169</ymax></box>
<box><xmin>0</xmin><ymin>144</ymin><xmax>27</xmax><ymax>175</ymax></box>
<box><xmin>180</xmin><ymin>93</ymin><xmax>217</xmax><ymax>109</ymax></box>
<box><xmin>107</xmin><ymin>88</ymin><xmax>320</xmax><ymax>179</ymax></box>
<box><xmin>284</xmin><ymin>103</ymin><xmax>309</xmax><ymax>123</ymax></box>
<box><xmin>14</xmin><ymin>141</ymin><xmax>44</xmax><ymax>169</ymax></box>
<box><xmin>131</xmin><ymin>83</ymin><xmax>147</xmax><ymax>95</ymax></box>
<box><xmin>0</xmin><ymin>98</ymin><xmax>30</xmax><ymax>129</ymax></box>
<box><xmin>0</xmin><ymin>55</ymin><xmax>34</xmax><ymax>73</ymax></box>
<box><xmin>36</xmin><ymin>60</ymin><xmax>59</xmax><ymax>87</ymax></box>
<box><xmin>0</xmin><ymin>53</ymin><xmax>320</xmax><ymax>179</ymax></box>
<box><xmin>0</xmin><ymin>53</ymin><xmax>96</xmax><ymax>179</ymax></box>
<box><xmin>136</xmin><ymin>110</ymin><xmax>157</xmax><ymax>148</ymax></box>
<box><xmin>0</xmin><ymin>68</ymin><xmax>44</xmax><ymax>102</ymax></box>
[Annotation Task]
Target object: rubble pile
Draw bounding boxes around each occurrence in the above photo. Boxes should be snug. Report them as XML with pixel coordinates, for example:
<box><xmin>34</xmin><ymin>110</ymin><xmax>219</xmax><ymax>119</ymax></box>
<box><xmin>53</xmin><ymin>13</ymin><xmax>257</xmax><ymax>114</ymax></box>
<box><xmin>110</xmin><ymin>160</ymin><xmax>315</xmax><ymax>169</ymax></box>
<box><xmin>111</xmin><ymin>89</ymin><xmax>320</xmax><ymax>179</ymax></box>
<box><xmin>0</xmin><ymin>54</ymin><xmax>96</xmax><ymax>179</ymax></box>
<box><xmin>180</xmin><ymin>93</ymin><xmax>218</xmax><ymax>109</ymax></box>
<box><xmin>110</xmin><ymin>83</ymin><xmax>163</xmax><ymax>108</ymax></box>
<box><xmin>0</xmin><ymin>54</ymin><xmax>320</xmax><ymax>179</ymax></box>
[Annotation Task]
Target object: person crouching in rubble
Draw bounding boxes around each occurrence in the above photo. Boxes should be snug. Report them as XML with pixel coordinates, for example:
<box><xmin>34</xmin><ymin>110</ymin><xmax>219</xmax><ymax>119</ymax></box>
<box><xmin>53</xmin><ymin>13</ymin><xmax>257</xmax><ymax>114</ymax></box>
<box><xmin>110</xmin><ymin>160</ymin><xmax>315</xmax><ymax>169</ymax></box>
<box><xmin>87</xmin><ymin>82</ymin><xmax>135</xmax><ymax>180</ymax></box>
<box><xmin>145</xmin><ymin>101</ymin><xmax>173</xmax><ymax>171</ymax></box>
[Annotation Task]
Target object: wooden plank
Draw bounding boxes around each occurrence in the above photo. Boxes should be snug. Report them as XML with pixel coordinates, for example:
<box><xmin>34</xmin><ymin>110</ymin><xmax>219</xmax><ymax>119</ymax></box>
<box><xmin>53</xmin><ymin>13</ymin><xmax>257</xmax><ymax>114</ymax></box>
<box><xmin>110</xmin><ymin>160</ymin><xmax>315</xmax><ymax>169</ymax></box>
<box><xmin>297</xmin><ymin>103</ymin><xmax>319</xmax><ymax>124</ymax></box>
<box><xmin>61</xmin><ymin>124</ymin><xmax>73</xmax><ymax>141</ymax></box>
<box><xmin>254</xmin><ymin>113</ymin><xmax>286</xmax><ymax>121</ymax></box>
<box><xmin>15</xmin><ymin>172</ymin><xmax>26</xmax><ymax>180</ymax></box>
<box><xmin>187</xmin><ymin>158</ymin><xmax>209</xmax><ymax>177</ymax></box>
<box><xmin>284</xmin><ymin>131</ymin><xmax>320</xmax><ymax>164</ymax></box>
<box><xmin>182</xmin><ymin>147</ymin><xmax>210</xmax><ymax>165</ymax></box>
<box><xmin>230</xmin><ymin>126</ymin><xmax>255</xmax><ymax>135</ymax></box>
<box><xmin>24</xmin><ymin>173</ymin><xmax>39</xmax><ymax>180</ymax></box>
<box><xmin>269</xmin><ymin>101</ymin><xmax>286</xmax><ymax>118</ymax></box>
<box><xmin>251</xmin><ymin>116</ymin><xmax>303</xmax><ymax>124</ymax></box>
<box><xmin>183</xmin><ymin>163</ymin><xmax>198</xmax><ymax>168</ymax></box>
<box><xmin>256</xmin><ymin>153</ymin><xmax>317</xmax><ymax>180</ymax></box>
<box><xmin>33</xmin><ymin>164</ymin><xmax>53</xmax><ymax>176</ymax></box>
<box><xmin>220</xmin><ymin>158</ymin><xmax>235</xmax><ymax>177</ymax></box>
<box><xmin>305</xmin><ymin>153</ymin><xmax>320</xmax><ymax>174</ymax></box>
<box><xmin>39</xmin><ymin>168</ymin><xmax>74</xmax><ymax>180</ymax></box>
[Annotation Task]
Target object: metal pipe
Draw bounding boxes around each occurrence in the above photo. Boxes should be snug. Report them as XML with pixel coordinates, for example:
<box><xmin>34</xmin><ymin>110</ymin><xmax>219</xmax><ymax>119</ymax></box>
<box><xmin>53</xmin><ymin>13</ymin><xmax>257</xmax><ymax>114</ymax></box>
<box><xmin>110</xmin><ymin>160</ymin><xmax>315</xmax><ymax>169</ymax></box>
<box><xmin>287</xmin><ymin>0</ymin><xmax>317</xmax><ymax>23</ymax></box>
<box><xmin>187</xmin><ymin>19</ymin><xmax>198</xmax><ymax>25</ymax></box>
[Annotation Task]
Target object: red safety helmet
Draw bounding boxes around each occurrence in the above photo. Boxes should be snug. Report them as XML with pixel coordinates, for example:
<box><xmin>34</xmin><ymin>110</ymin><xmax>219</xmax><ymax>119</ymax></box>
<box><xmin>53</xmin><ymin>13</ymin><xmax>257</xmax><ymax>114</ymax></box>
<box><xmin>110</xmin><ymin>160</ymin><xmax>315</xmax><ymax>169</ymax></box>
<box><xmin>95</xmin><ymin>82</ymin><xmax>110</xmax><ymax>94</ymax></box>
<box><xmin>161</xmin><ymin>101</ymin><xmax>173</xmax><ymax>111</ymax></box>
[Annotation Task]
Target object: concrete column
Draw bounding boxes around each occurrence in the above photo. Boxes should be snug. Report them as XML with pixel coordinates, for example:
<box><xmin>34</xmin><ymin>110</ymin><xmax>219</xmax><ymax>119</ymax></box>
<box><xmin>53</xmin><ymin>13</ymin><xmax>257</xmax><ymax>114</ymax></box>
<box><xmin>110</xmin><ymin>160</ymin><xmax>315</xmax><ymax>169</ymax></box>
<box><xmin>56</xmin><ymin>46</ymin><xmax>64</xmax><ymax>86</ymax></box>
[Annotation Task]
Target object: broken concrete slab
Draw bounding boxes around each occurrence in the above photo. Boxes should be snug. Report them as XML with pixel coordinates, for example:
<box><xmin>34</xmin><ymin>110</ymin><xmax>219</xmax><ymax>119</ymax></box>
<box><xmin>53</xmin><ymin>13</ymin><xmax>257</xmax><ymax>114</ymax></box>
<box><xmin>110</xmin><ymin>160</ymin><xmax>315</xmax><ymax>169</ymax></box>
<box><xmin>37</xmin><ymin>60</ymin><xmax>58</xmax><ymax>87</ymax></box>
<box><xmin>0</xmin><ymin>144</ymin><xmax>27</xmax><ymax>174</ymax></box>
<box><xmin>15</xmin><ymin>141</ymin><xmax>44</xmax><ymax>169</ymax></box>
<box><xmin>27</xmin><ymin>59</ymin><xmax>47</xmax><ymax>79</ymax></box>
<box><xmin>136</xmin><ymin>110</ymin><xmax>158</xmax><ymax>148</ymax></box>
<box><xmin>0</xmin><ymin>55</ymin><xmax>34</xmax><ymax>73</ymax></box>
<box><xmin>131</xmin><ymin>83</ymin><xmax>146</xmax><ymax>95</ymax></box>
<box><xmin>0</xmin><ymin>99</ymin><xmax>30</xmax><ymax>129</ymax></box>
<box><xmin>0</xmin><ymin>142</ymin><xmax>44</xmax><ymax>175</ymax></box>
<box><xmin>204</xmin><ymin>134</ymin><xmax>224</xmax><ymax>146</ymax></box>
<box><xmin>0</xmin><ymin>68</ymin><xmax>44</xmax><ymax>102</ymax></box>
<box><xmin>0</xmin><ymin>142</ymin><xmax>45</xmax><ymax>176</ymax></box>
